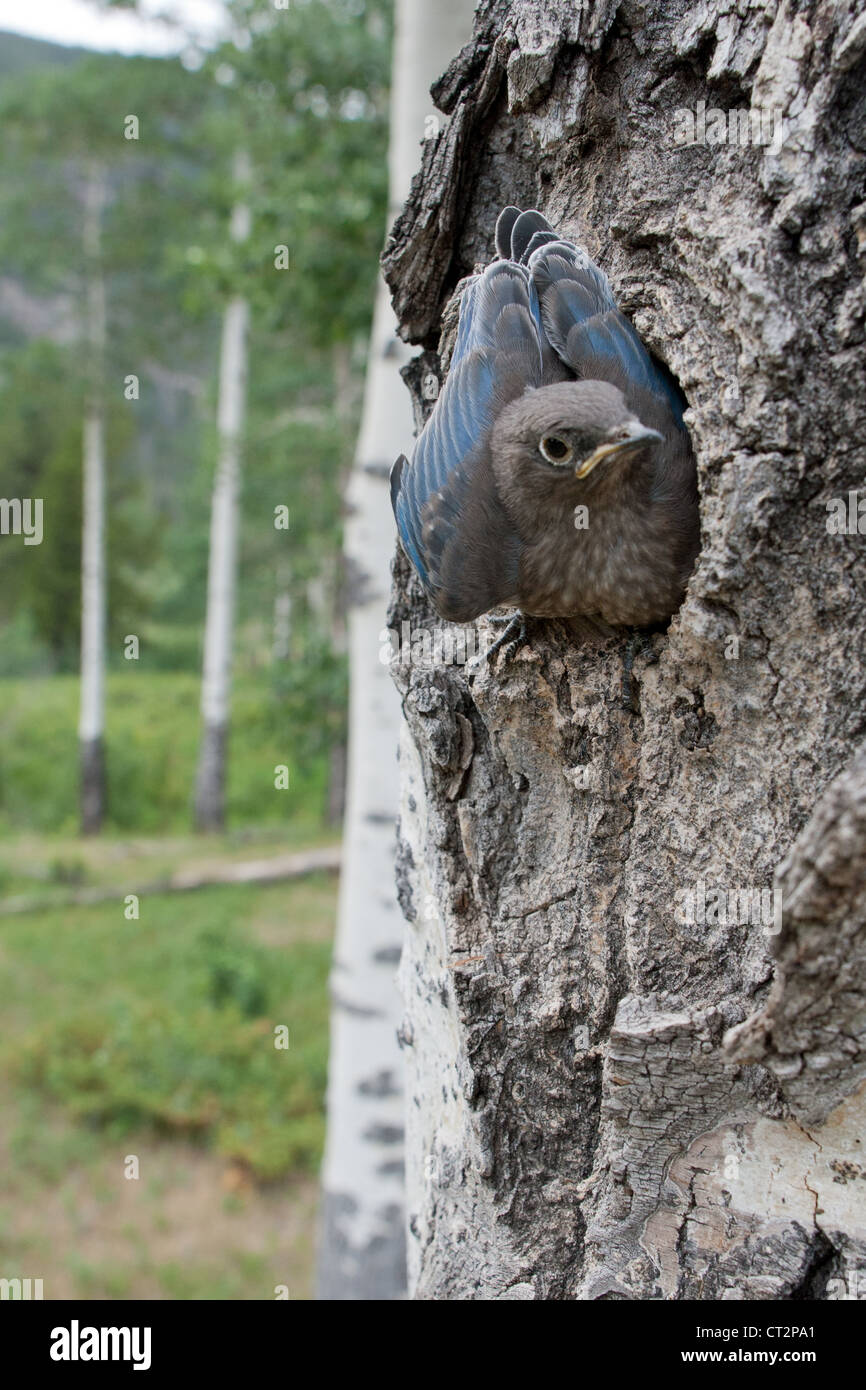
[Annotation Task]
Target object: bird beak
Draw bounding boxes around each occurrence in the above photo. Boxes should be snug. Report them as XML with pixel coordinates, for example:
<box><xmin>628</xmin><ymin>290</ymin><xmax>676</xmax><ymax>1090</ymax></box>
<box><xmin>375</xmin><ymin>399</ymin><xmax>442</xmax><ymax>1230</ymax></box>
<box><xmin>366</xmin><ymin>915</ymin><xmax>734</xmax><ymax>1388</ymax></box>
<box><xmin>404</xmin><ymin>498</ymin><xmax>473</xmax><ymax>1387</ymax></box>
<box><xmin>575</xmin><ymin>420</ymin><xmax>664</xmax><ymax>479</ymax></box>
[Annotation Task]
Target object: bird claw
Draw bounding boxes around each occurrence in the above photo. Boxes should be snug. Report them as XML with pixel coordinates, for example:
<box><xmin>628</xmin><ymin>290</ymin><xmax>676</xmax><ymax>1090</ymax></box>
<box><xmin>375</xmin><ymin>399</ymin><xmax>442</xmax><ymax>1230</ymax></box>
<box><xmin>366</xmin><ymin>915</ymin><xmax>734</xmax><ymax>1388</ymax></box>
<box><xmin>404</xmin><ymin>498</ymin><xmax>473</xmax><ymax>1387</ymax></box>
<box><xmin>484</xmin><ymin>612</ymin><xmax>529</xmax><ymax>665</ymax></box>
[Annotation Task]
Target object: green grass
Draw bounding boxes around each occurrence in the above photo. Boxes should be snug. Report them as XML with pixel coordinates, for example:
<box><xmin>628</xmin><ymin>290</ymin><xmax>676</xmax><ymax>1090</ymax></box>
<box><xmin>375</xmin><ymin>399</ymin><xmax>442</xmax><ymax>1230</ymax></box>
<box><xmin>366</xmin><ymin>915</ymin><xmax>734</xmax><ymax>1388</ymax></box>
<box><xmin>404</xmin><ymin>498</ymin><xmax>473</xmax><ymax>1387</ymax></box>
<box><xmin>0</xmin><ymin>672</ymin><xmax>330</xmax><ymax>834</ymax></box>
<box><xmin>0</xmin><ymin>878</ymin><xmax>335</xmax><ymax>1180</ymax></box>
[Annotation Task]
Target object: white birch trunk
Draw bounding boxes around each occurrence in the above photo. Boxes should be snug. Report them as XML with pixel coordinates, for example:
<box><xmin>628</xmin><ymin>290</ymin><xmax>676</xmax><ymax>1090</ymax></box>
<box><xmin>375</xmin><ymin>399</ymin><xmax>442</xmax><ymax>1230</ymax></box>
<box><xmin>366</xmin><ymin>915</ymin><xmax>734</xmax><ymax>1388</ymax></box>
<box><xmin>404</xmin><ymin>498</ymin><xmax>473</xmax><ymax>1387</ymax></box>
<box><xmin>317</xmin><ymin>0</ymin><xmax>476</xmax><ymax>1302</ymax></box>
<box><xmin>194</xmin><ymin>153</ymin><xmax>251</xmax><ymax>830</ymax></box>
<box><xmin>79</xmin><ymin>163</ymin><xmax>108</xmax><ymax>834</ymax></box>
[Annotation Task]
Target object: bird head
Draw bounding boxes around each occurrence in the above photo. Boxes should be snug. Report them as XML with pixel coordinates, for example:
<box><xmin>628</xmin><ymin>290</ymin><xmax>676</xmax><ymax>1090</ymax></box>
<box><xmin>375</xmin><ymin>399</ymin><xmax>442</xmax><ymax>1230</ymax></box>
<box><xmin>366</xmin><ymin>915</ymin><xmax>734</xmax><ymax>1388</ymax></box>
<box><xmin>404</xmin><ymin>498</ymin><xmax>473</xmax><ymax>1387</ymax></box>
<box><xmin>491</xmin><ymin>379</ymin><xmax>662</xmax><ymax>495</ymax></box>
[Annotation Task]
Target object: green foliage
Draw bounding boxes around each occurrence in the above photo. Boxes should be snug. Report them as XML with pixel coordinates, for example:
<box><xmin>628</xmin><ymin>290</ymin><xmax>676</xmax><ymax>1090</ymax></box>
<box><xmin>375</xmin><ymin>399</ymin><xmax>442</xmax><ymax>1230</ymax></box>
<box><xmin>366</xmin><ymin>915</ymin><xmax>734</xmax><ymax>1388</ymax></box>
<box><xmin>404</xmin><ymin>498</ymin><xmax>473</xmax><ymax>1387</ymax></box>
<box><xmin>0</xmin><ymin>341</ymin><xmax>157</xmax><ymax>671</ymax></box>
<box><xmin>0</xmin><ymin>54</ymin><xmax>212</xmax><ymax>304</ymax></box>
<box><xmin>218</xmin><ymin>0</ymin><xmax>393</xmax><ymax>344</ymax></box>
<box><xmin>0</xmin><ymin>6</ymin><xmax>388</xmax><ymax>821</ymax></box>
<box><xmin>0</xmin><ymin>673</ymin><xmax>332</xmax><ymax>834</ymax></box>
<box><xmin>0</xmin><ymin>6</ymin><xmax>390</xmax><ymax>671</ymax></box>
<box><xmin>271</xmin><ymin>633</ymin><xmax>348</xmax><ymax>761</ymax></box>
<box><xmin>1</xmin><ymin>880</ymin><xmax>334</xmax><ymax>1180</ymax></box>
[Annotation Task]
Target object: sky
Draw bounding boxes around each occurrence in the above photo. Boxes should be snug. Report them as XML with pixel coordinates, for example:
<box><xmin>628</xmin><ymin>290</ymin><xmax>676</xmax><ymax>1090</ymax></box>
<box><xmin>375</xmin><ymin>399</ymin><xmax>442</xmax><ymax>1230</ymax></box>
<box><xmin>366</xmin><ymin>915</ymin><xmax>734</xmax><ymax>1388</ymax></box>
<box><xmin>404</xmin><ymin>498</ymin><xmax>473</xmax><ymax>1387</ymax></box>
<box><xmin>0</xmin><ymin>0</ymin><xmax>226</xmax><ymax>55</ymax></box>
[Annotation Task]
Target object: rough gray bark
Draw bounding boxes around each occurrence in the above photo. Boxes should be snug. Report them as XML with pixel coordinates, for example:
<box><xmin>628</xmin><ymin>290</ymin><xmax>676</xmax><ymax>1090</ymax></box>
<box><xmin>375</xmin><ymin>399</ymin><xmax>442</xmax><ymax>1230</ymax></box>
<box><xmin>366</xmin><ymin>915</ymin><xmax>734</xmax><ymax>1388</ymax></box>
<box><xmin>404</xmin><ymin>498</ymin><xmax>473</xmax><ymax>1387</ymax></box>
<box><xmin>79</xmin><ymin>734</ymin><xmax>105</xmax><ymax>838</ymax></box>
<box><xmin>194</xmin><ymin>722</ymin><xmax>227</xmax><ymax>833</ymax></box>
<box><xmin>385</xmin><ymin>0</ymin><xmax>866</xmax><ymax>1300</ymax></box>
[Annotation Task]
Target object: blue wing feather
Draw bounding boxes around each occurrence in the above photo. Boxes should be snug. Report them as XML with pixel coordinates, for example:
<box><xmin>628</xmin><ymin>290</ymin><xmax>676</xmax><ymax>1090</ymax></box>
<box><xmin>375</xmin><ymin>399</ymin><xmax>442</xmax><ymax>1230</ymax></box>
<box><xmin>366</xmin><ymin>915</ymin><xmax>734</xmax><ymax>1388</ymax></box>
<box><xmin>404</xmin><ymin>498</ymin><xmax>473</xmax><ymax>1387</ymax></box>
<box><xmin>529</xmin><ymin>241</ymin><xmax>687</xmax><ymax>426</ymax></box>
<box><xmin>391</xmin><ymin>259</ymin><xmax>544</xmax><ymax>609</ymax></box>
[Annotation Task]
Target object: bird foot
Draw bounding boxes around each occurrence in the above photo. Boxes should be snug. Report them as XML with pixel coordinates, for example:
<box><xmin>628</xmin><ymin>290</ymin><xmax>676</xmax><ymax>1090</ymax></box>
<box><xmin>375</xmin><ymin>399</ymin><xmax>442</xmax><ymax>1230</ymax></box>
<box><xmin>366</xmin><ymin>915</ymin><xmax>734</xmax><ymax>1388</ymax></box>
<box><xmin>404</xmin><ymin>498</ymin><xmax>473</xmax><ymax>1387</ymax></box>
<box><xmin>484</xmin><ymin>612</ymin><xmax>529</xmax><ymax>665</ymax></box>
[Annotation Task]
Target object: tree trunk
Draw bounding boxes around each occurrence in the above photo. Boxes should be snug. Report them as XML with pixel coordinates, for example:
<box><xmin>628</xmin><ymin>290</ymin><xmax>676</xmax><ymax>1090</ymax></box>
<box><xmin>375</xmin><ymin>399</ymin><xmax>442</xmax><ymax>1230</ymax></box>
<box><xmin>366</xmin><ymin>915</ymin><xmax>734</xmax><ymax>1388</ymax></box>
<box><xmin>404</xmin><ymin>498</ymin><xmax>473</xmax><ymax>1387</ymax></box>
<box><xmin>194</xmin><ymin>152</ymin><xmax>251</xmax><ymax>831</ymax></box>
<box><xmin>325</xmin><ymin>740</ymin><xmax>347</xmax><ymax>829</ymax></box>
<box><xmin>316</xmin><ymin>0</ymin><xmax>476</xmax><ymax>1300</ymax></box>
<box><xmin>79</xmin><ymin>162</ymin><xmax>107</xmax><ymax>835</ymax></box>
<box><xmin>271</xmin><ymin>564</ymin><xmax>292</xmax><ymax>664</ymax></box>
<box><xmin>384</xmin><ymin>0</ymin><xmax>866</xmax><ymax>1301</ymax></box>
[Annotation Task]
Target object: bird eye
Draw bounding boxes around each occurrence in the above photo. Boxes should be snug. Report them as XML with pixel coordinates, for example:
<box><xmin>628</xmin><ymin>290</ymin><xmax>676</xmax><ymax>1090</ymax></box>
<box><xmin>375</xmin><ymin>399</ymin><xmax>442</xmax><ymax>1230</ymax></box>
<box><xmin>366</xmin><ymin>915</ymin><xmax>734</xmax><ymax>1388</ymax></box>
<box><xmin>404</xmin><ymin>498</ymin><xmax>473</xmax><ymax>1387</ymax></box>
<box><xmin>539</xmin><ymin>434</ymin><xmax>573</xmax><ymax>465</ymax></box>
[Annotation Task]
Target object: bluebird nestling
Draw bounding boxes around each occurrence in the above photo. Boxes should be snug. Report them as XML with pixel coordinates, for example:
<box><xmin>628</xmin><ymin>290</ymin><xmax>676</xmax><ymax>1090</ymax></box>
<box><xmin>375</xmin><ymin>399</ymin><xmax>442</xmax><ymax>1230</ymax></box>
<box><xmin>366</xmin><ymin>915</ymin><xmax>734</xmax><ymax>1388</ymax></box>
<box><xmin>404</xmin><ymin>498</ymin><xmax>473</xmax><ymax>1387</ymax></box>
<box><xmin>390</xmin><ymin>208</ymin><xmax>700</xmax><ymax>637</ymax></box>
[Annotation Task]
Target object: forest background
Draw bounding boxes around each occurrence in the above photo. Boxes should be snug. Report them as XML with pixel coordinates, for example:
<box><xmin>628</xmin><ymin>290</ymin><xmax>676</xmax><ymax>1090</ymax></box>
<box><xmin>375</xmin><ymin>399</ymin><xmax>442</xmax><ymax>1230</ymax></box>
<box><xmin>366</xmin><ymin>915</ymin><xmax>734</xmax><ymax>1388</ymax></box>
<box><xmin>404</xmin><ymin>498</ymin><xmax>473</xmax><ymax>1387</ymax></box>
<box><xmin>0</xmin><ymin>1</ymin><xmax>392</xmax><ymax>1300</ymax></box>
